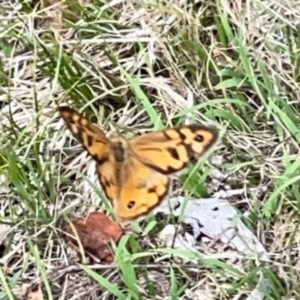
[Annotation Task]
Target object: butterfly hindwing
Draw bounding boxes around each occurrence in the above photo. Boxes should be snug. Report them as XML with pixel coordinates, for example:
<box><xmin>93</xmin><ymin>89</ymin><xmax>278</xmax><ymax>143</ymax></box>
<box><xmin>114</xmin><ymin>157</ymin><xmax>170</xmax><ymax>221</ymax></box>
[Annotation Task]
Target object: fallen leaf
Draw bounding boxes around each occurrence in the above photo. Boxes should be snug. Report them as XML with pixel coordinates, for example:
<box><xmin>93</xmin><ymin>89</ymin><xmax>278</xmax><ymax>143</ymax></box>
<box><xmin>63</xmin><ymin>212</ymin><xmax>124</xmax><ymax>263</ymax></box>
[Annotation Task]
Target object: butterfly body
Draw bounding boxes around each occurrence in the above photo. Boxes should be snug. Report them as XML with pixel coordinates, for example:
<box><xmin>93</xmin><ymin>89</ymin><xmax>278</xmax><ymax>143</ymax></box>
<box><xmin>59</xmin><ymin>106</ymin><xmax>218</xmax><ymax>222</ymax></box>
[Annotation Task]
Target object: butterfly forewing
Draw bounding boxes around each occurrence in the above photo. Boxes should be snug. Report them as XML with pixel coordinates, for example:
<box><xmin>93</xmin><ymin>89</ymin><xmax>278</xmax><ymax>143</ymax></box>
<box><xmin>130</xmin><ymin>125</ymin><xmax>218</xmax><ymax>174</ymax></box>
<box><xmin>59</xmin><ymin>107</ymin><xmax>111</xmax><ymax>164</ymax></box>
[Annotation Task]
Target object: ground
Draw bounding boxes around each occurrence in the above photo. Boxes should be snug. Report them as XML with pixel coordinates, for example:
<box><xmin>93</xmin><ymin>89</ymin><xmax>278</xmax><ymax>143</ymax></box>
<box><xmin>0</xmin><ymin>0</ymin><xmax>300</xmax><ymax>299</ymax></box>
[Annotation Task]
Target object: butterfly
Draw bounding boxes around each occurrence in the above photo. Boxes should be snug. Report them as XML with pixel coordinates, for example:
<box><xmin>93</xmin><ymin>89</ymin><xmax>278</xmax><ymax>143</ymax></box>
<box><xmin>59</xmin><ymin>106</ymin><xmax>218</xmax><ymax>222</ymax></box>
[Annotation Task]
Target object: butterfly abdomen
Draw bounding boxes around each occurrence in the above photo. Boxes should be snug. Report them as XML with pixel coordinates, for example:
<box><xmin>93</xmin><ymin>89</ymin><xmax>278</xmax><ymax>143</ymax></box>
<box><xmin>111</xmin><ymin>141</ymin><xmax>126</xmax><ymax>162</ymax></box>
<box><xmin>110</xmin><ymin>140</ymin><xmax>130</xmax><ymax>192</ymax></box>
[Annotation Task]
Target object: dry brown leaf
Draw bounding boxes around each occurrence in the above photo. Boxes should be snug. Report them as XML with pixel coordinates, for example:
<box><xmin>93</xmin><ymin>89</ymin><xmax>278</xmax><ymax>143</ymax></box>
<box><xmin>63</xmin><ymin>212</ymin><xmax>124</xmax><ymax>263</ymax></box>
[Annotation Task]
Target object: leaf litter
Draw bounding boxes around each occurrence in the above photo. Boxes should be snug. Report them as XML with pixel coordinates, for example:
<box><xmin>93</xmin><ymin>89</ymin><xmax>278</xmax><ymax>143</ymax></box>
<box><xmin>155</xmin><ymin>196</ymin><xmax>270</xmax><ymax>300</ymax></box>
<box><xmin>63</xmin><ymin>212</ymin><xmax>124</xmax><ymax>263</ymax></box>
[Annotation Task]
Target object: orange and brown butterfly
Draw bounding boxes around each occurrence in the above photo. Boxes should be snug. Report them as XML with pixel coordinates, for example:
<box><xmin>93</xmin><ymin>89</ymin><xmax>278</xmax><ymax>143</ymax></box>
<box><xmin>59</xmin><ymin>106</ymin><xmax>218</xmax><ymax>222</ymax></box>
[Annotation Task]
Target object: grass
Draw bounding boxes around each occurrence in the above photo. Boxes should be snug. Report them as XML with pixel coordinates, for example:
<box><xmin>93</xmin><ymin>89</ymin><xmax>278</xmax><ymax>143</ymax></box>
<box><xmin>0</xmin><ymin>0</ymin><xmax>300</xmax><ymax>299</ymax></box>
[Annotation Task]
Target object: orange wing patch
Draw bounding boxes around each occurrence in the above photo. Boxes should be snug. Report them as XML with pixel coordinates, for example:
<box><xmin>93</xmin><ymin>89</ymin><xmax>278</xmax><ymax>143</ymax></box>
<box><xmin>59</xmin><ymin>106</ymin><xmax>110</xmax><ymax>164</ymax></box>
<box><xmin>130</xmin><ymin>125</ymin><xmax>218</xmax><ymax>173</ymax></box>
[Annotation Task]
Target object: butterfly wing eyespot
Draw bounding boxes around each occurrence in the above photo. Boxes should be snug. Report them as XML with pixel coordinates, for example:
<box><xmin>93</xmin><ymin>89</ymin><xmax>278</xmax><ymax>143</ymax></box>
<box><xmin>127</xmin><ymin>200</ymin><xmax>135</xmax><ymax>209</ymax></box>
